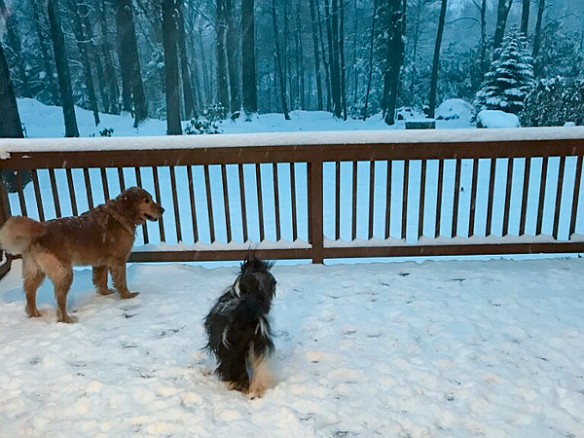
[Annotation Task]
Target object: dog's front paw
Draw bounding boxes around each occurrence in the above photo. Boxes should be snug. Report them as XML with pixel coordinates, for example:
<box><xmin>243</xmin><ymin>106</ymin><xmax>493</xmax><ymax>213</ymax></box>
<box><xmin>119</xmin><ymin>291</ymin><xmax>140</xmax><ymax>299</ymax></box>
<box><xmin>58</xmin><ymin>314</ymin><xmax>78</xmax><ymax>324</ymax></box>
<box><xmin>26</xmin><ymin>306</ymin><xmax>41</xmax><ymax>318</ymax></box>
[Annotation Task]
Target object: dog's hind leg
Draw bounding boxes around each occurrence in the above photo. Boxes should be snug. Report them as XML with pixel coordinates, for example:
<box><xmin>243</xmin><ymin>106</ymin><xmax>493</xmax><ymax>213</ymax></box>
<box><xmin>92</xmin><ymin>266</ymin><xmax>113</xmax><ymax>295</ymax></box>
<box><xmin>38</xmin><ymin>254</ymin><xmax>76</xmax><ymax>323</ymax></box>
<box><xmin>110</xmin><ymin>263</ymin><xmax>139</xmax><ymax>299</ymax></box>
<box><xmin>217</xmin><ymin>357</ymin><xmax>250</xmax><ymax>393</ymax></box>
<box><xmin>247</xmin><ymin>349</ymin><xmax>273</xmax><ymax>399</ymax></box>
<box><xmin>22</xmin><ymin>258</ymin><xmax>45</xmax><ymax>318</ymax></box>
<box><xmin>53</xmin><ymin>268</ymin><xmax>75</xmax><ymax>323</ymax></box>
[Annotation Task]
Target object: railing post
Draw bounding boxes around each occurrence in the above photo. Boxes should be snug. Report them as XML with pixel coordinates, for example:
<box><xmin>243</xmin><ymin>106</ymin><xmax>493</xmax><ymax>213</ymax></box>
<box><xmin>0</xmin><ymin>180</ymin><xmax>12</xmax><ymax>280</ymax></box>
<box><xmin>308</xmin><ymin>158</ymin><xmax>324</xmax><ymax>263</ymax></box>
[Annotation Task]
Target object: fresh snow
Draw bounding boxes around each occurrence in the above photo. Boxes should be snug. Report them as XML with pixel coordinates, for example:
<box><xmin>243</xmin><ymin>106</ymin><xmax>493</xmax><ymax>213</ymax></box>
<box><xmin>1</xmin><ymin>258</ymin><xmax>583</xmax><ymax>437</ymax></box>
<box><xmin>476</xmin><ymin>110</ymin><xmax>521</xmax><ymax>129</ymax></box>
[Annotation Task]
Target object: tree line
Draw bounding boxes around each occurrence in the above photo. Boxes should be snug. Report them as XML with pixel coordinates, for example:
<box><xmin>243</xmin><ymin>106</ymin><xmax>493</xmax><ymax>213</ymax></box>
<box><xmin>1</xmin><ymin>0</ymin><xmax>582</xmax><ymax>137</ymax></box>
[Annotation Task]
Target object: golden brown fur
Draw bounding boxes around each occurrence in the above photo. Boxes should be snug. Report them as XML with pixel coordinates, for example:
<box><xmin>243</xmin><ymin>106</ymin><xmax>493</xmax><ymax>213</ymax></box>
<box><xmin>0</xmin><ymin>187</ymin><xmax>164</xmax><ymax>323</ymax></box>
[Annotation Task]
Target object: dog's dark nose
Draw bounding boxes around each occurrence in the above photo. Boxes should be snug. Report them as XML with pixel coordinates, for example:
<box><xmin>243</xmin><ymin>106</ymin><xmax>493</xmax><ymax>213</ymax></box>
<box><xmin>160</xmin><ymin>207</ymin><xmax>165</xmax><ymax>214</ymax></box>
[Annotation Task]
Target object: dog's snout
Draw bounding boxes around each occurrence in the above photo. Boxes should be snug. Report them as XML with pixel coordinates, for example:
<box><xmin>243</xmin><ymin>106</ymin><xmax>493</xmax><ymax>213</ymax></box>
<box><xmin>159</xmin><ymin>206</ymin><xmax>165</xmax><ymax>214</ymax></box>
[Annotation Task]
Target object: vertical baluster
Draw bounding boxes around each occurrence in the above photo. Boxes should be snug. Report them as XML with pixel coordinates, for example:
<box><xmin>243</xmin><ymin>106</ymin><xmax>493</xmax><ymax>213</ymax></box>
<box><xmin>418</xmin><ymin>160</ymin><xmax>427</xmax><ymax>240</ymax></box>
<box><xmin>335</xmin><ymin>161</ymin><xmax>341</xmax><ymax>240</ymax></box>
<box><xmin>352</xmin><ymin>161</ymin><xmax>358</xmax><ymax>240</ymax></box>
<box><xmin>16</xmin><ymin>170</ymin><xmax>28</xmax><ymax>216</ymax></box>
<box><xmin>519</xmin><ymin>158</ymin><xmax>531</xmax><ymax>236</ymax></box>
<box><xmin>536</xmin><ymin>157</ymin><xmax>549</xmax><ymax>236</ymax></box>
<box><xmin>83</xmin><ymin>168</ymin><xmax>94</xmax><ymax>209</ymax></box>
<box><xmin>468</xmin><ymin>158</ymin><xmax>479</xmax><ymax>237</ymax></box>
<box><xmin>273</xmin><ymin>163</ymin><xmax>281</xmax><ymax>241</ymax></box>
<box><xmin>221</xmin><ymin>164</ymin><xmax>232</xmax><ymax>243</ymax></box>
<box><xmin>187</xmin><ymin>166</ymin><xmax>199</xmax><ymax>243</ymax></box>
<box><xmin>153</xmin><ymin>166</ymin><xmax>166</xmax><ymax>242</ymax></box>
<box><xmin>552</xmin><ymin>157</ymin><xmax>566</xmax><ymax>240</ymax></box>
<box><xmin>204</xmin><ymin>165</ymin><xmax>215</xmax><ymax>243</ymax></box>
<box><xmin>435</xmin><ymin>160</ymin><xmax>444</xmax><ymax>238</ymax></box>
<box><xmin>238</xmin><ymin>164</ymin><xmax>248</xmax><ymax>243</ymax></box>
<box><xmin>385</xmin><ymin>161</ymin><xmax>392</xmax><ymax>239</ymax></box>
<box><xmin>255</xmin><ymin>163</ymin><xmax>265</xmax><ymax>242</ymax></box>
<box><xmin>486</xmin><ymin>159</ymin><xmax>497</xmax><ymax>236</ymax></box>
<box><xmin>452</xmin><ymin>158</ymin><xmax>461</xmax><ymax>238</ymax></box>
<box><xmin>48</xmin><ymin>169</ymin><xmax>62</xmax><ymax>218</ymax></box>
<box><xmin>134</xmin><ymin>167</ymin><xmax>149</xmax><ymax>244</ymax></box>
<box><xmin>401</xmin><ymin>160</ymin><xmax>409</xmax><ymax>240</ymax></box>
<box><xmin>569</xmin><ymin>156</ymin><xmax>583</xmax><ymax>238</ymax></box>
<box><xmin>502</xmin><ymin>158</ymin><xmax>514</xmax><ymax>236</ymax></box>
<box><xmin>368</xmin><ymin>161</ymin><xmax>375</xmax><ymax>240</ymax></box>
<box><xmin>31</xmin><ymin>170</ymin><xmax>45</xmax><ymax>221</ymax></box>
<box><xmin>290</xmin><ymin>163</ymin><xmax>298</xmax><ymax>241</ymax></box>
<box><xmin>66</xmin><ymin>169</ymin><xmax>78</xmax><ymax>216</ymax></box>
<box><xmin>170</xmin><ymin>166</ymin><xmax>182</xmax><ymax>243</ymax></box>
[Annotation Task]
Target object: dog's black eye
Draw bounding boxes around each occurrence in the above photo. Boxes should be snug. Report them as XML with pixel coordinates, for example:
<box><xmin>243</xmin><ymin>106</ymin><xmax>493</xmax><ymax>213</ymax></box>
<box><xmin>145</xmin><ymin>198</ymin><xmax>151</xmax><ymax>204</ymax></box>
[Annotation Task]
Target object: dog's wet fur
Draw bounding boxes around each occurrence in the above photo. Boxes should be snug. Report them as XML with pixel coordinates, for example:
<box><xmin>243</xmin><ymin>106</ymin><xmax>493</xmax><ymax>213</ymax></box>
<box><xmin>0</xmin><ymin>187</ymin><xmax>164</xmax><ymax>323</ymax></box>
<box><xmin>204</xmin><ymin>255</ymin><xmax>276</xmax><ymax>398</ymax></box>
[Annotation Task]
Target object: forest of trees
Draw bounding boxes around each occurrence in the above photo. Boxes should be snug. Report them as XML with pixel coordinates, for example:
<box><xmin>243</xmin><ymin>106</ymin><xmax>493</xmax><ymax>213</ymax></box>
<box><xmin>0</xmin><ymin>0</ymin><xmax>583</xmax><ymax>136</ymax></box>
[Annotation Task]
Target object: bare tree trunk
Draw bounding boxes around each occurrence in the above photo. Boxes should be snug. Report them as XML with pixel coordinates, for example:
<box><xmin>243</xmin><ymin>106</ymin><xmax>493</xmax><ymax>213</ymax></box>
<box><xmin>317</xmin><ymin>0</ymin><xmax>331</xmax><ymax>112</ymax></box>
<box><xmin>0</xmin><ymin>42</ymin><xmax>29</xmax><ymax>192</ymax></box>
<box><xmin>297</xmin><ymin>1</ymin><xmax>306</xmax><ymax>110</ymax></box>
<box><xmin>162</xmin><ymin>0</ymin><xmax>182</xmax><ymax>134</ymax></box>
<box><xmin>532</xmin><ymin>0</ymin><xmax>545</xmax><ymax>70</ymax></box>
<box><xmin>428</xmin><ymin>0</ymin><xmax>448</xmax><ymax>119</ymax></box>
<box><xmin>216</xmin><ymin>0</ymin><xmax>229</xmax><ymax>111</ymax></box>
<box><xmin>31</xmin><ymin>0</ymin><xmax>59</xmax><ymax>104</ymax></box>
<box><xmin>0</xmin><ymin>43</ymin><xmax>24</xmax><ymax>138</ymax></box>
<box><xmin>352</xmin><ymin>0</ymin><xmax>358</xmax><ymax>107</ymax></box>
<box><xmin>99</xmin><ymin>0</ymin><xmax>120</xmax><ymax>114</ymax></box>
<box><xmin>326</xmin><ymin>0</ymin><xmax>342</xmax><ymax>118</ymax></box>
<box><xmin>521</xmin><ymin>0</ymin><xmax>530</xmax><ymax>36</ymax></box>
<box><xmin>363</xmin><ymin>0</ymin><xmax>378</xmax><ymax>120</ymax></box>
<box><xmin>382</xmin><ymin>0</ymin><xmax>406</xmax><ymax>126</ymax></box>
<box><xmin>0</xmin><ymin>0</ymin><xmax>31</xmax><ymax>97</ymax></box>
<box><xmin>176</xmin><ymin>0</ymin><xmax>196</xmax><ymax>119</ymax></box>
<box><xmin>69</xmin><ymin>0</ymin><xmax>100</xmax><ymax>126</ymax></box>
<box><xmin>339</xmin><ymin>0</ymin><xmax>347</xmax><ymax>119</ymax></box>
<box><xmin>226</xmin><ymin>0</ymin><xmax>240</xmax><ymax>113</ymax></box>
<box><xmin>48</xmin><ymin>0</ymin><xmax>79</xmax><ymax>137</ymax></box>
<box><xmin>241</xmin><ymin>0</ymin><xmax>258</xmax><ymax>114</ymax></box>
<box><xmin>115</xmin><ymin>0</ymin><xmax>148</xmax><ymax>126</ymax></box>
<box><xmin>479</xmin><ymin>0</ymin><xmax>487</xmax><ymax>75</ymax></box>
<box><xmin>493</xmin><ymin>0</ymin><xmax>513</xmax><ymax>51</ymax></box>
<box><xmin>271</xmin><ymin>0</ymin><xmax>290</xmax><ymax>120</ymax></box>
<box><xmin>309</xmin><ymin>0</ymin><xmax>323</xmax><ymax>111</ymax></box>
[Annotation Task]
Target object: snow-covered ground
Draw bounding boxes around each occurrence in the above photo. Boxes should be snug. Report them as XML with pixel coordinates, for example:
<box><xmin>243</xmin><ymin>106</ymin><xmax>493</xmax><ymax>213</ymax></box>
<box><xmin>16</xmin><ymin>98</ymin><xmax>474</xmax><ymax>138</ymax></box>
<box><xmin>0</xmin><ymin>257</ymin><xmax>583</xmax><ymax>437</ymax></box>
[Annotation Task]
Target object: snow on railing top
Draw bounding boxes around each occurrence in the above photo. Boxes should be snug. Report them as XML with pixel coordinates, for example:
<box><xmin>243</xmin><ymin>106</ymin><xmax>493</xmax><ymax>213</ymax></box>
<box><xmin>1</xmin><ymin>126</ymin><xmax>584</xmax><ymax>157</ymax></box>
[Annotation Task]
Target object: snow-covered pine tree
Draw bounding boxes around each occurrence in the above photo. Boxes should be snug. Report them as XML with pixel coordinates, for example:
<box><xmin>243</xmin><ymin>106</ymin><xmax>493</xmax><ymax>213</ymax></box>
<box><xmin>473</xmin><ymin>28</ymin><xmax>535</xmax><ymax>116</ymax></box>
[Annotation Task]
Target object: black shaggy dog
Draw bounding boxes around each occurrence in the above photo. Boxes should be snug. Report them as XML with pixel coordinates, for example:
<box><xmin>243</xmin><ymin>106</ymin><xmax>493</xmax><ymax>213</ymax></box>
<box><xmin>204</xmin><ymin>255</ymin><xmax>276</xmax><ymax>398</ymax></box>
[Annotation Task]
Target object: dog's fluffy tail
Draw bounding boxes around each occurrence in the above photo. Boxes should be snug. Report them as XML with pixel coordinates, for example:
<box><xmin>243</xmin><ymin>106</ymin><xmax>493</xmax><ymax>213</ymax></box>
<box><xmin>0</xmin><ymin>216</ymin><xmax>47</xmax><ymax>255</ymax></box>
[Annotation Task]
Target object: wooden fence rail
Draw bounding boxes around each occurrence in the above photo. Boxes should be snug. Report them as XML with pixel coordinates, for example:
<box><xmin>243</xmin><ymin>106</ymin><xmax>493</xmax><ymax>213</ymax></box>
<box><xmin>1</xmin><ymin>128</ymin><xmax>584</xmax><ymax>278</ymax></box>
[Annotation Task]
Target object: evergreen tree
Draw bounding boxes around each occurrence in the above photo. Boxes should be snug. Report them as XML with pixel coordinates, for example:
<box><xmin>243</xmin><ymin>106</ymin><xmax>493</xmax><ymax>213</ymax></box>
<box><xmin>474</xmin><ymin>28</ymin><xmax>535</xmax><ymax>116</ymax></box>
<box><xmin>522</xmin><ymin>77</ymin><xmax>584</xmax><ymax>127</ymax></box>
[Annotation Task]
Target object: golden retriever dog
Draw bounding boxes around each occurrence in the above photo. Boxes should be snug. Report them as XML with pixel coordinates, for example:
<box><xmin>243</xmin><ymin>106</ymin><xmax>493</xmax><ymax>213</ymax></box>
<box><xmin>0</xmin><ymin>187</ymin><xmax>164</xmax><ymax>323</ymax></box>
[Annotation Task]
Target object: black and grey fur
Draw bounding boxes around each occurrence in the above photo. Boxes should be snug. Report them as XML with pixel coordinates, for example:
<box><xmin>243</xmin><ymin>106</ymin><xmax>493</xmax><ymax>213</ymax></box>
<box><xmin>204</xmin><ymin>255</ymin><xmax>276</xmax><ymax>397</ymax></box>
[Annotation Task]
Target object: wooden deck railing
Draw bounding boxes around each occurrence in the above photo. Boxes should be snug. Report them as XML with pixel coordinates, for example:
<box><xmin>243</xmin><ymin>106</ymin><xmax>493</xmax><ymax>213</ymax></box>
<box><xmin>1</xmin><ymin>128</ymin><xmax>584</xmax><ymax>277</ymax></box>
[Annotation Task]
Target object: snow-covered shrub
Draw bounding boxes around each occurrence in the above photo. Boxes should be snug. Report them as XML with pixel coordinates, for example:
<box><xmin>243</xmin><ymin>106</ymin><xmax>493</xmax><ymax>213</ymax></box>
<box><xmin>474</xmin><ymin>28</ymin><xmax>534</xmax><ymax>117</ymax></box>
<box><xmin>521</xmin><ymin>77</ymin><xmax>584</xmax><ymax>127</ymax></box>
<box><xmin>476</xmin><ymin>110</ymin><xmax>520</xmax><ymax>128</ymax></box>
<box><xmin>435</xmin><ymin>99</ymin><xmax>473</xmax><ymax>121</ymax></box>
<box><xmin>184</xmin><ymin>118</ymin><xmax>222</xmax><ymax>135</ymax></box>
<box><xmin>99</xmin><ymin>128</ymin><xmax>114</xmax><ymax>137</ymax></box>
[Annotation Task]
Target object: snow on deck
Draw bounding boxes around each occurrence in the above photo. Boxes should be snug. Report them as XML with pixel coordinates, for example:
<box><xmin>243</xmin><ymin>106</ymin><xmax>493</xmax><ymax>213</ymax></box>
<box><xmin>0</xmin><ymin>258</ymin><xmax>583</xmax><ymax>437</ymax></box>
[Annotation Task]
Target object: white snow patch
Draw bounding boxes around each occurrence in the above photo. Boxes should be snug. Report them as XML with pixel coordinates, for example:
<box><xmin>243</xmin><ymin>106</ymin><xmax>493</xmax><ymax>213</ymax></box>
<box><xmin>477</xmin><ymin>110</ymin><xmax>521</xmax><ymax>129</ymax></box>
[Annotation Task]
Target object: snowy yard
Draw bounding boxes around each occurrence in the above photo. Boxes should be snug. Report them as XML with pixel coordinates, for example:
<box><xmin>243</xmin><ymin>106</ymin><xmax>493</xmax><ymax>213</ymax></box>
<box><xmin>0</xmin><ymin>257</ymin><xmax>583</xmax><ymax>437</ymax></box>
